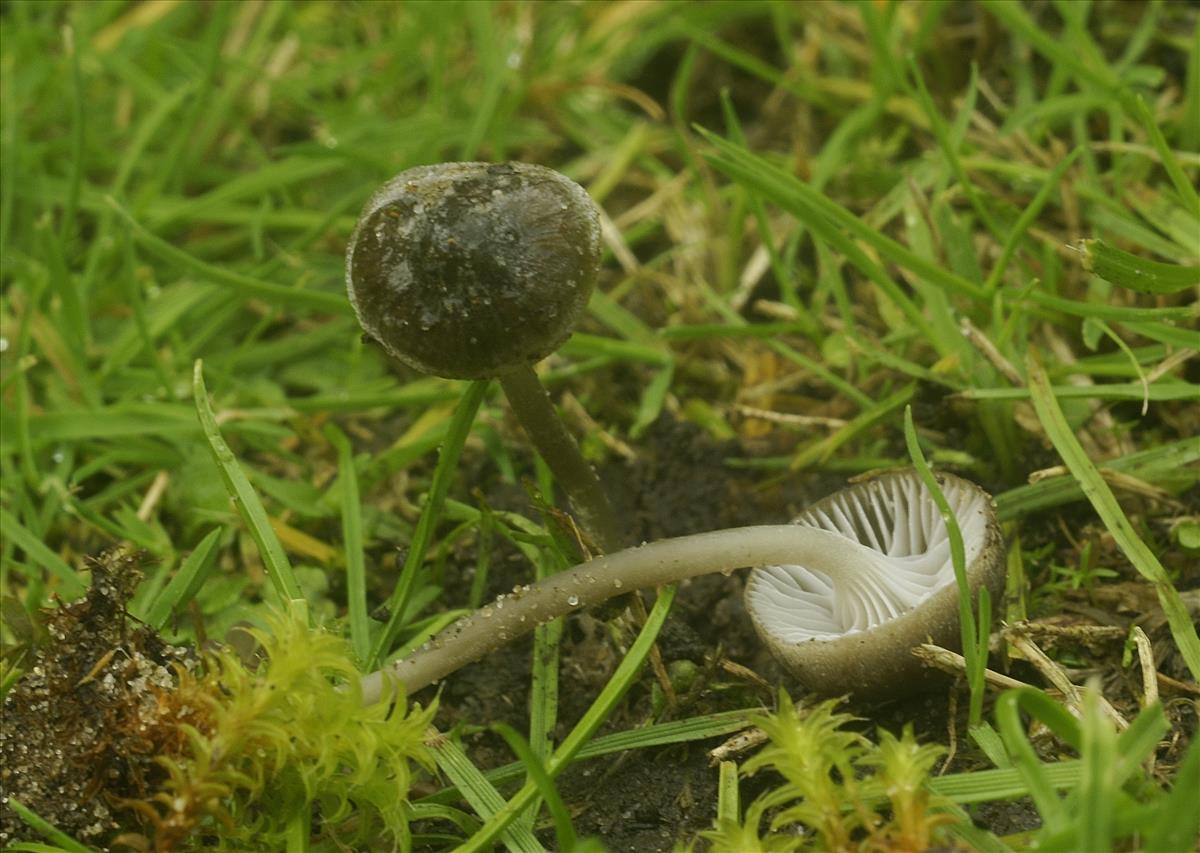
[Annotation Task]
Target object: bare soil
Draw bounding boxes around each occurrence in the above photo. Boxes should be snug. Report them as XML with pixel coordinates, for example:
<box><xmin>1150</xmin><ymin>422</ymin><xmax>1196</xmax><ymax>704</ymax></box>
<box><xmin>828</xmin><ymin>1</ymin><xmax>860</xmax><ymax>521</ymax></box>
<box><xmin>417</xmin><ymin>414</ymin><xmax>1051</xmax><ymax>849</ymax></box>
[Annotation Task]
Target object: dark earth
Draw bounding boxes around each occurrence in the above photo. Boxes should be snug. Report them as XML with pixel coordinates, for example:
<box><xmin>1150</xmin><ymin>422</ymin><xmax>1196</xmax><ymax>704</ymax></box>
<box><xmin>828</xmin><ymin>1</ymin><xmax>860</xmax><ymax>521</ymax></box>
<box><xmin>417</xmin><ymin>413</ymin><xmax>1074</xmax><ymax>851</ymax></box>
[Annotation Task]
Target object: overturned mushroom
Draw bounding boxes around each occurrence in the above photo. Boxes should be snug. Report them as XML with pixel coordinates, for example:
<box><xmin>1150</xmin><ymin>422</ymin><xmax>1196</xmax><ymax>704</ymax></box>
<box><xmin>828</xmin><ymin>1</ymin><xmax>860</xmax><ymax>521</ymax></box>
<box><xmin>744</xmin><ymin>469</ymin><xmax>1004</xmax><ymax>696</ymax></box>
<box><xmin>360</xmin><ymin>469</ymin><xmax>1004</xmax><ymax>704</ymax></box>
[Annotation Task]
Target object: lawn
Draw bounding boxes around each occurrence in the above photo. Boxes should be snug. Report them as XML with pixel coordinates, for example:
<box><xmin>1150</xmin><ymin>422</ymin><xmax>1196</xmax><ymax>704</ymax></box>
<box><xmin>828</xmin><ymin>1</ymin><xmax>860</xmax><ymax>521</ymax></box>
<box><xmin>1</xmin><ymin>1</ymin><xmax>1198</xmax><ymax>851</ymax></box>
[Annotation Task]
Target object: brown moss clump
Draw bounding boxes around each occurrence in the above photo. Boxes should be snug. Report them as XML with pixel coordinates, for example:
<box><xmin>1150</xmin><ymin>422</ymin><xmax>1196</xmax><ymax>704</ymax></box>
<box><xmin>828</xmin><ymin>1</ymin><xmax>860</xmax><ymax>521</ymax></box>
<box><xmin>0</xmin><ymin>548</ymin><xmax>201</xmax><ymax>848</ymax></box>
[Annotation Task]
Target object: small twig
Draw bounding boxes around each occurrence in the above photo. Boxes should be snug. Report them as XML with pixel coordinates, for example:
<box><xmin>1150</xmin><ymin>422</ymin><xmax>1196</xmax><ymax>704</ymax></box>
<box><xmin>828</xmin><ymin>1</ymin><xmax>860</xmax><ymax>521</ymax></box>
<box><xmin>939</xmin><ymin>682</ymin><xmax>959</xmax><ymax>776</ymax></box>
<box><xmin>1144</xmin><ymin>348</ymin><xmax>1195</xmax><ymax>384</ymax></box>
<box><xmin>1154</xmin><ymin>671</ymin><xmax>1200</xmax><ymax>697</ymax></box>
<box><xmin>718</xmin><ymin>659</ymin><xmax>773</xmax><ymax>694</ymax></box>
<box><xmin>76</xmin><ymin>648</ymin><xmax>119</xmax><ymax>688</ymax></box>
<box><xmin>560</xmin><ymin>393</ymin><xmax>637</xmax><ymax>461</ymax></box>
<box><xmin>598</xmin><ymin>207</ymin><xmax>639</xmax><ymax>274</ymax></box>
<box><xmin>709</xmin><ymin>727</ymin><xmax>769</xmax><ymax>766</ymax></box>
<box><xmin>733</xmin><ymin>404</ymin><xmax>847</xmax><ymax>430</ymax></box>
<box><xmin>1006</xmin><ymin>620</ymin><xmax>1125</xmax><ymax>647</ymax></box>
<box><xmin>136</xmin><ymin>470</ymin><xmax>170</xmax><ymax>522</ymax></box>
<box><xmin>1130</xmin><ymin>626</ymin><xmax>1159</xmax><ymax>710</ymax></box>
<box><xmin>1004</xmin><ymin>625</ymin><xmax>1129</xmax><ymax>730</ymax></box>
<box><xmin>749</xmin><ymin>298</ymin><xmax>798</xmax><ymax>321</ymax></box>
<box><xmin>959</xmin><ymin>317</ymin><xmax>1023</xmax><ymax>386</ymax></box>
<box><xmin>629</xmin><ymin>592</ymin><xmax>677</xmax><ymax>711</ymax></box>
<box><xmin>1026</xmin><ymin>466</ymin><xmax>1182</xmax><ymax>507</ymax></box>
<box><xmin>912</xmin><ymin>643</ymin><xmax>1030</xmax><ymax>691</ymax></box>
<box><xmin>1130</xmin><ymin>625</ymin><xmax>1160</xmax><ymax>776</ymax></box>
<box><xmin>612</xmin><ymin>171</ymin><xmax>687</xmax><ymax>230</ymax></box>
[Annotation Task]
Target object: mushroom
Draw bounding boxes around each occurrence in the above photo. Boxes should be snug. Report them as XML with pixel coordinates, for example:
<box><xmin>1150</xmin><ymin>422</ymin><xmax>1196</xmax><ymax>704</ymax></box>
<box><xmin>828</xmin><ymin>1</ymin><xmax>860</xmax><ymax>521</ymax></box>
<box><xmin>359</xmin><ymin>469</ymin><xmax>1004</xmax><ymax>704</ymax></box>
<box><xmin>346</xmin><ymin>161</ymin><xmax>622</xmax><ymax>550</ymax></box>
<box><xmin>743</xmin><ymin>469</ymin><xmax>1004</xmax><ymax>696</ymax></box>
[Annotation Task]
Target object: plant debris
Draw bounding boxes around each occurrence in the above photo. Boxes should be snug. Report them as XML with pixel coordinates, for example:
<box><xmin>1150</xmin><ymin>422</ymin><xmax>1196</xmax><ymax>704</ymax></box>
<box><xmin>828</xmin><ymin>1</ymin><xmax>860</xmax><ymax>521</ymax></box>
<box><xmin>0</xmin><ymin>549</ymin><xmax>199</xmax><ymax>848</ymax></box>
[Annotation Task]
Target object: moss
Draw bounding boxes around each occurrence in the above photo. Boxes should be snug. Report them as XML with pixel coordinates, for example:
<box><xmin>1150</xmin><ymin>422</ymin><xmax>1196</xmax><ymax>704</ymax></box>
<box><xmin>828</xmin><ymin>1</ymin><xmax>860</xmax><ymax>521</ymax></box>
<box><xmin>700</xmin><ymin>692</ymin><xmax>959</xmax><ymax>853</ymax></box>
<box><xmin>0</xmin><ymin>551</ymin><xmax>435</xmax><ymax>852</ymax></box>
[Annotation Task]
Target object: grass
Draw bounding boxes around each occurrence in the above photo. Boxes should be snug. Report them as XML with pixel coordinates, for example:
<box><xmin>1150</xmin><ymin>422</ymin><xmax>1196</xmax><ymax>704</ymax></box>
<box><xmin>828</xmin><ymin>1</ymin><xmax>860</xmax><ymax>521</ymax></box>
<box><xmin>1</xmin><ymin>1</ymin><xmax>1197</xmax><ymax>850</ymax></box>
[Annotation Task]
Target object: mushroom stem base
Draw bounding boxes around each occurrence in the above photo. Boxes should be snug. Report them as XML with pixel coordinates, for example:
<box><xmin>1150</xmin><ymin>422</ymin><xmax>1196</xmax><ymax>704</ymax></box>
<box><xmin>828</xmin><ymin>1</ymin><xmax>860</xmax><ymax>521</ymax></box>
<box><xmin>498</xmin><ymin>363</ymin><xmax>624</xmax><ymax>552</ymax></box>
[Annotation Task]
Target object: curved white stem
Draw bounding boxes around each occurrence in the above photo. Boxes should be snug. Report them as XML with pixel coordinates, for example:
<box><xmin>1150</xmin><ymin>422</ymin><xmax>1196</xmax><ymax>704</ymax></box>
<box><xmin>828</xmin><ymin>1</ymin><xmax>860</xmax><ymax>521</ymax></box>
<box><xmin>360</xmin><ymin>524</ymin><xmax>873</xmax><ymax>704</ymax></box>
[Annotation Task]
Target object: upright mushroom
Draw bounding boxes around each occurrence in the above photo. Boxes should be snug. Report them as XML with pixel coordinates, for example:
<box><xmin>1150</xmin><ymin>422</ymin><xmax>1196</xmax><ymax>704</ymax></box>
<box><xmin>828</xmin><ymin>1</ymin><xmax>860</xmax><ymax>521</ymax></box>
<box><xmin>346</xmin><ymin>162</ymin><xmax>622</xmax><ymax>551</ymax></box>
<box><xmin>360</xmin><ymin>469</ymin><xmax>1005</xmax><ymax>703</ymax></box>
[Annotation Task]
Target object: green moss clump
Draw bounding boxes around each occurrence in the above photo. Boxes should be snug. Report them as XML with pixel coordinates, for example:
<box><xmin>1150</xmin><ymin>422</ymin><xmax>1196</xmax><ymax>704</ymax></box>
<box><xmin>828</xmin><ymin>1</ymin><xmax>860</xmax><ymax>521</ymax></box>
<box><xmin>703</xmin><ymin>693</ymin><xmax>958</xmax><ymax>853</ymax></box>
<box><xmin>129</xmin><ymin>608</ymin><xmax>435</xmax><ymax>852</ymax></box>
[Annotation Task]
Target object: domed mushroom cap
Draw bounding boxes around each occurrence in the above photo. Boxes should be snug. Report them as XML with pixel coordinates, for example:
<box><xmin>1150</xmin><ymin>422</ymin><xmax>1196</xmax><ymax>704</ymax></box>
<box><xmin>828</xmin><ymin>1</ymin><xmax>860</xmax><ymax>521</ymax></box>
<box><xmin>346</xmin><ymin>162</ymin><xmax>602</xmax><ymax>379</ymax></box>
<box><xmin>744</xmin><ymin>470</ymin><xmax>1005</xmax><ymax>697</ymax></box>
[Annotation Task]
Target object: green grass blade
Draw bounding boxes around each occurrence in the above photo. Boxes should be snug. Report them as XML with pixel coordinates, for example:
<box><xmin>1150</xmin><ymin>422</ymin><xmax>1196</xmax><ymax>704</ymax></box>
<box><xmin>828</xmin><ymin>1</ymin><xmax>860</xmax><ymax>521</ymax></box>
<box><xmin>904</xmin><ymin>405</ymin><xmax>984</xmax><ymax>726</ymax></box>
<box><xmin>663</xmin><ymin>275</ymin><xmax>871</xmax><ymax>405</ymax></box>
<box><xmin>1120</xmin><ymin>320</ymin><xmax>1200</xmax><ymax>350</ymax></box>
<box><xmin>193</xmin><ymin>360</ymin><xmax>302</xmax><ymax>603</ymax></box>
<box><xmin>422</xmin><ymin>709</ymin><xmax>758</xmax><ymax>800</ymax></box>
<box><xmin>995</xmin><ymin>689</ymin><xmax>1079</xmax><ymax>833</ymax></box>
<box><xmin>984</xmin><ymin>147</ymin><xmax>1082</xmax><ymax>292</ymax></box>
<box><xmin>143</xmin><ymin>526</ymin><xmax>223</xmax><ymax>630</ymax></box>
<box><xmin>1111</xmin><ymin>702</ymin><xmax>1168</xmax><ymax>783</ymax></box>
<box><xmin>1143</xmin><ymin>735</ymin><xmax>1200</xmax><ymax>853</ymax></box>
<box><xmin>14</xmin><ymin>404</ymin><xmax>201</xmax><ymax>447</ymax></box>
<box><xmin>906</xmin><ymin>56</ymin><xmax>1005</xmax><ymax>243</ymax></box>
<box><xmin>630</xmin><ymin>362</ymin><xmax>675</xmax><ymax>439</ymax></box>
<box><xmin>1026</xmin><ymin>352</ymin><xmax>1200</xmax><ymax>682</ymax></box>
<box><xmin>958</xmin><ymin>382</ymin><xmax>1198</xmax><ymax>402</ymax></box>
<box><xmin>458</xmin><ymin>584</ymin><xmax>678</xmax><ymax>852</ymax></box>
<box><xmin>718</xmin><ymin>87</ymin><xmax>817</xmax><ymax>326</ymax></box>
<box><xmin>970</xmin><ymin>722</ymin><xmax>1010</xmax><ymax>769</ymax></box>
<box><xmin>1082</xmin><ymin>238</ymin><xmax>1200</xmax><ymax>294</ymax></box>
<box><xmin>39</xmin><ymin>217</ymin><xmax>89</xmax><ymax>362</ymax></box>
<box><xmin>1021</xmin><ymin>289</ymin><xmax>1198</xmax><ymax>322</ymax></box>
<box><xmin>982</xmin><ymin>0</ymin><xmax>1199</xmax><ymax>216</ymax></box>
<box><xmin>107</xmin><ymin>196</ymin><xmax>348</xmax><ymax>313</ymax></box>
<box><xmin>406</xmin><ymin>802</ymin><xmax>482</xmax><ymax>836</ymax></box>
<box><xmin>792</xmin><ymin>383</ymin><xmax>913</xmax><ymax>470</ymax></box>
<box><xmin>1128</xmin><ymin>94</ymin><xmax>1200</xmax><ymax>218</ymax></box>
<box><xmin>1184</xmin><ymin>18</ymin><xmax>1200</xmax><ymax>149</ymax></box>
<box><xmin>324</xmin><ymin>424</ymin><xmax>371</xmax><ymax>664</ymax></box>
<box><xmin>426</xmin><ymin>731</ymin><xmax>545</xmax><ymax>853</ymax></box>
<box><xmin>700</xmin><ymin>140</ymin><xmax>937</xmax><ymax>346</ymax></box>
<box><xmin>929</xmin><ymin>759</ymin><xmax>1083</xmax><ymax>803</ymax></box>
<box><xmin>60</xmin><ymin>25</ymin><xmax>83</xmax><ymax>251</ymax></box>
<box><xmin>697</xmin><ymin>126</ymin><xmax>987</xmax><ymax>303</ymax></box>
<box><xmin>1077</xmin><ymin>688</ymin><xmax>1118</xmax><ymax>852</ymax></box>
<box><xmin>993</xmin><ymin>436</ymin><xmax>1200</xmax><ymax>520</ymax></box>
<box><xmin>0</xmin><ymin>508</ymin><xmax>87</xmax><ymax>598</ymax></box>
<box><xmin>285</xmin><ymin>380</ymin><xmax>458</xmax><ymax>413</ymax></box>
<box><xmin>716</xmin><ymin>760</ymin><xmax>739</xmax><ymax>825</ymax></box>
<box><xmin>368</xmin><ymin>379</ymin><xmax>489</xmax><ymax>668</ymax></box>
<box><xmin>493</xmin><ymin>723</ymin><xmax>577</xmax><ymax>851</ymax></box>
<box><xmin>3</xmin><ymin>799</ymin><xmax>91</xmax><ymax>853</ymax></box>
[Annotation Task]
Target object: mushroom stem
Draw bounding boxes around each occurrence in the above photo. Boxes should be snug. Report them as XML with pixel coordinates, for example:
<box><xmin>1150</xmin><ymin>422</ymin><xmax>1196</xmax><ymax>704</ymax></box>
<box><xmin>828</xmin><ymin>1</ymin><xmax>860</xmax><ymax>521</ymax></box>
<box><xmin>498</xmin><ymin>363</ymin><xmax>625</xmax><ymax>553</ymax></box>
<box><xmin>360</xmin><ymin>524</ymin><xmax>865</xmax><ymax>704</ymax></box>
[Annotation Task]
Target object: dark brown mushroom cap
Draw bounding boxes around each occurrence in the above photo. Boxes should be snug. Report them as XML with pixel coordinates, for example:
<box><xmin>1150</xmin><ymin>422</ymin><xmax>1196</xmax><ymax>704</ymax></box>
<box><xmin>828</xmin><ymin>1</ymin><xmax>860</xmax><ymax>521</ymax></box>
<box><xmin>744</xmin><ymin>470</ymin><xmax>1006</xmax><ymax>698</ymax></box>
<box><xmin>346</xmin><ymin>162</ymin><xmax>601</xmax><ymax>380</ymax></box>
